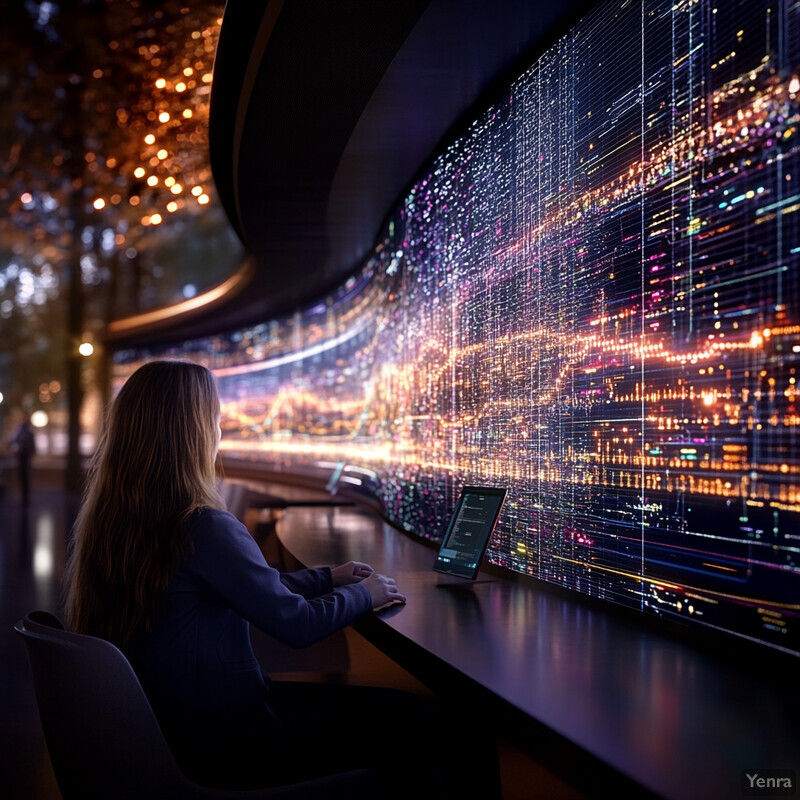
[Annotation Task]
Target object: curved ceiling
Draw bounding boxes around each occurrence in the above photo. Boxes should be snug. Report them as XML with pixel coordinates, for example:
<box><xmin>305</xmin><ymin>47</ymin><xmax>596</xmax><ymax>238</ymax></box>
<box><xmin>160</xmin><ymin>0</ymin><xmax>588</xmax><ymax>341</ymax></box>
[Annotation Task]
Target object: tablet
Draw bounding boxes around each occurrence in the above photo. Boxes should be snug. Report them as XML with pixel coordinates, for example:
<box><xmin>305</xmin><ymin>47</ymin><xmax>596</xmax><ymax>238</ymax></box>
<box><xmin>433</xmin><ymin>486</ymin><xmax>507</xmax><ymax>579</ymax></box>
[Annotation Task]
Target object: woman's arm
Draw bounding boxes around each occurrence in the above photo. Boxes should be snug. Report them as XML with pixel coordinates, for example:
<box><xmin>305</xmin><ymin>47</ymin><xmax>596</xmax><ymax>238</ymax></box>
<box><xmin>279</xmin><ymin>567</ymin><xmax>333</xmax><ymax>598</ymax></box>
<box><xmin>280</xmin><ymin>560</ymin><xmax>373</xmax><ymax>597</ymax></box>
<box><xmin>188</xmin><ymin>510</ymin><xmax>373</xmax><ymax>648</ymax></box>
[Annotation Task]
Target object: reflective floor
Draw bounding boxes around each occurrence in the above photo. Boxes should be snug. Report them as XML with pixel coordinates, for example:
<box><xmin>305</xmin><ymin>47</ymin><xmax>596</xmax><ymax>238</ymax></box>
<box><xmin>1</xmin><ymin>468</ymin><xmax>73</xmax><ymax>800</ymax></box>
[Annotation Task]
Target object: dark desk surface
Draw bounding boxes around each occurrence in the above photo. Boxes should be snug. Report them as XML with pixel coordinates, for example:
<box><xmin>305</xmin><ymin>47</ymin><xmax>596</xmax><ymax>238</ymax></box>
<box><xmin>275</xmin><ymin>503</ymin><xmax>799</xmax><ymax>800</ymax></box>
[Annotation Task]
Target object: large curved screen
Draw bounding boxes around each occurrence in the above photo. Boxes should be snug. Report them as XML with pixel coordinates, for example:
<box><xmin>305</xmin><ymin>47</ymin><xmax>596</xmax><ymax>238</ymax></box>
<box><xmin>115</xmin><ymin>0</ymin><xmax>800</xmax><ymax>655</ymax></box>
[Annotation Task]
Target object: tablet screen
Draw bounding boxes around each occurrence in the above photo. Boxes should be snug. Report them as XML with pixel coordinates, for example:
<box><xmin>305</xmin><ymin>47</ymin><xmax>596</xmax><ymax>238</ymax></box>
<box><xmin>433</xmin><ymin>486</ymin><xmax>507</xmax><ymax>579</ymax></box>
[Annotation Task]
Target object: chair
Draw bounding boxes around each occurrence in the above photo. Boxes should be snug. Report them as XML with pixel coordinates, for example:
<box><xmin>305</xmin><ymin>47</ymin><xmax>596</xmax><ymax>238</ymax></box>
<box><xmin>15</xmin><ymin>611</ymin><xmax>379</xmax><ymax>799</ymax></box>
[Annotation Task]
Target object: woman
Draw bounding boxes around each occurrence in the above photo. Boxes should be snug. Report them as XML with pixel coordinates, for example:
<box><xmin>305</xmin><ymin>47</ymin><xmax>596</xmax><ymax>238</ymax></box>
<box><xmin>64</xmin><ymin>360</ymin><xmax>448</xmax><ymax>795</ymax></box>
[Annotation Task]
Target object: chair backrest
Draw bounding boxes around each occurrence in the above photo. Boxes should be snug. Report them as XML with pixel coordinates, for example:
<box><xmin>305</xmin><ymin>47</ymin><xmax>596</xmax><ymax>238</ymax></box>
<box><xmin>15</xmin><ymin>610</ymin><xmax>195</xmax><ymax>799</ymax></box>
<box><xmin>15</xmin><ymin>611</ymin><xmax>380</xmax><ymax>800</ymax></box>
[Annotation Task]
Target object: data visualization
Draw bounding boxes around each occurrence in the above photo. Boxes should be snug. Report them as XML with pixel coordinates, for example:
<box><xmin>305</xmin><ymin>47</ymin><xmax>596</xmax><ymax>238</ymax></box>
<box><xmin>115</xmin><ymin>0</ymin><xmax>800</xmax><ymax>654</ymax></box>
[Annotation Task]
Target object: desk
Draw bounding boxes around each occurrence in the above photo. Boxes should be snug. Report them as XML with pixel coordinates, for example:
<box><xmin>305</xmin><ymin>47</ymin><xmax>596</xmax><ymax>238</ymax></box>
<box><xmin>276</xmin><ymin>503</ymin><xmax>800</xmax><ymax>800</ymax></box>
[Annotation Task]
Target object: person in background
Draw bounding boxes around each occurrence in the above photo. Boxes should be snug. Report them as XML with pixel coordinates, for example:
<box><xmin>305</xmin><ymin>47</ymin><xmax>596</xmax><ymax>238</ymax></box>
<box><xmin>64</xmin><ymin>360</ymin><xmax>501</xmax><ymax>798</ymax></box>
<box><xmin>10</xmin><ymin>415</ymin><xmax>36</xmax><ymax>507</ymax></box>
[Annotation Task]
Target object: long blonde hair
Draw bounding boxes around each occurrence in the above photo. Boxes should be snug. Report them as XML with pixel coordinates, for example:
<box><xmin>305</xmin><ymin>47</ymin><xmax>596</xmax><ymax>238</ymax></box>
<box><xmin>65</xmin><ymin>360</ymin><xmax>224</xmax><ymax>650</ymax></box>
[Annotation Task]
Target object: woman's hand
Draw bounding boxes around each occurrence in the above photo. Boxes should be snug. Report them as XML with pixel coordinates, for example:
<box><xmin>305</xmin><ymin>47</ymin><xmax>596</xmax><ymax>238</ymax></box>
<box><xmin>331</xmin><ymin>561</ymin><xmax>374</xmax><ymax>587</ymax></box>
<box><xmin>361</xmin><ymin>571</ymin><xmax>407</xmax><ymax>610</ymax></box>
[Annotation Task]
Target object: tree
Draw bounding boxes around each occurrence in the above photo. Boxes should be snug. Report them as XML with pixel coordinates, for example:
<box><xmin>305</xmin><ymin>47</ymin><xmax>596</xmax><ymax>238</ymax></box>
<box><xmin>0</xmin><ymin>0</ymin><xmax>238</xmax><ymax>492</ymax></box>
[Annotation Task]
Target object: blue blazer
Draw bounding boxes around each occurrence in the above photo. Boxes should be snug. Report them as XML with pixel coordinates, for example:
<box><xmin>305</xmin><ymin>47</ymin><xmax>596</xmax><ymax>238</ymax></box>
<box><xmin>131</xmin><ymin>507</ymin><xmax>371</xmax><ymax>741</ymax></box>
